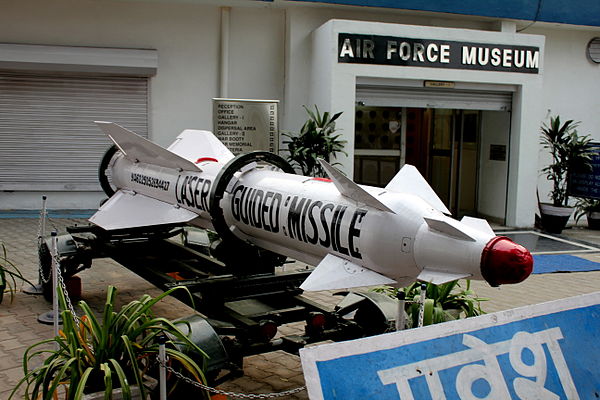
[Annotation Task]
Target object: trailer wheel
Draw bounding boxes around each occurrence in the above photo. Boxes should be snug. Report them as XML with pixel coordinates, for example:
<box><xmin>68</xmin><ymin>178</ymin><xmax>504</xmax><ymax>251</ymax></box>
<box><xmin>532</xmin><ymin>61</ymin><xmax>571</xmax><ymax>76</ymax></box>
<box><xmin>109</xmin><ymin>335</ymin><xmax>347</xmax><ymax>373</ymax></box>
<box><xmin>336</xmin><ymin>291</ymin><xmax>398</xmax><ymax>336</ymax></box>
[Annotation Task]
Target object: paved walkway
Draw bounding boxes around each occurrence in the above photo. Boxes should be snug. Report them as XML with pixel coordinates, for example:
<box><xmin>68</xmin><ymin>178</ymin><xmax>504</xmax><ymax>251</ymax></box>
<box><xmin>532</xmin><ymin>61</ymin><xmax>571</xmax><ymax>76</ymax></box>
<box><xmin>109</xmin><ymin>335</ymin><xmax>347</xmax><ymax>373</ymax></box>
<box><xmin>0</xmin><ymin>217</ymin><xmax>599</xmax><ymax>399</ymax></box>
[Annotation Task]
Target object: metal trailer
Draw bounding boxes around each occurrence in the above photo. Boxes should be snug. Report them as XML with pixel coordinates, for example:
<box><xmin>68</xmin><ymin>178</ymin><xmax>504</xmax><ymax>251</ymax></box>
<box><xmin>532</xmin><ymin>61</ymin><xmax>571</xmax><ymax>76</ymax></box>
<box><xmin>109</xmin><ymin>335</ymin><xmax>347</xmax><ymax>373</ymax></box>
<box><xmin>39</xmin><ymin>223</ymin><xmax>400</xmax><ymax>386</ymax></box>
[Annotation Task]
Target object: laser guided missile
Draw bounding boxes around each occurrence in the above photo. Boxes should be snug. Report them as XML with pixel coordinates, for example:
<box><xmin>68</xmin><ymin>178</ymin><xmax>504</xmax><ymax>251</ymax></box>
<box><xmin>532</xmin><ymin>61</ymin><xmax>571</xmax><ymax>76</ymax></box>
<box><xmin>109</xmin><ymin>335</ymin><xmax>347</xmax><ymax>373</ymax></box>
<box><xmin>90</xmin><ymin>121</ymin><xmax>533</xmax><ymax>291</ymax></box>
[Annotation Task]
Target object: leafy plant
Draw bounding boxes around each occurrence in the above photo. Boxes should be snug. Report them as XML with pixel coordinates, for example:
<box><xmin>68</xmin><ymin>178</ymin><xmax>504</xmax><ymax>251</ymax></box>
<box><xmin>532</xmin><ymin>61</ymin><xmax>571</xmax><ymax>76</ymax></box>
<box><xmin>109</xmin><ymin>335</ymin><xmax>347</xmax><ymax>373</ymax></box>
<box><xmin>574</xmin><ymin>197</ymin><xmax>600</xmax><ymax>224</ymax></box>
<box><xmin>540</xmin><ymin>116</ymin><xmax>595</xmax><ymax>207</ymax></box>
<box><xmin>11</xmin><ymin>285</ymin><xmax>208</xmax><ymax>400</ymax></box>
<box><xmin>373</xmin><ymin>280</ymin><xmax>487</xmax><ymax>328</ymax></box>
<box><xmin>283</xmin><ymin>105</ymin><xmax>347</xmax><ymax>177</ymax></box>
<box><xmin>0</xmin><ymin>242</ymin><xmax>33</xmax><ymax>304</ymax></box>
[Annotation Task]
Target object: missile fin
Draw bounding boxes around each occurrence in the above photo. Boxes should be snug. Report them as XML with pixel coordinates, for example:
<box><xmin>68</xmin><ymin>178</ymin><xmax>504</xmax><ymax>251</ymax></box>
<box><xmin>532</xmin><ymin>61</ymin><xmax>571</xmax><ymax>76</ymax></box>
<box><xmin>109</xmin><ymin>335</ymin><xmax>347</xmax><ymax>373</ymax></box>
<box><xmin>423</xmin><ymin>215</ymin><xmax>476</xmax><ymax>241</ymax></box>
<box><xmin>417</xmin><ymin>268</ymin><xmax>471</xmax><ymax>285</ymax></box>
<box><xmin>300</xmin><ymin>254</ymin><xmax>396</xmax><ymax>291</ymax></box>
<box><xmin>460</xmin><ymin>216</ymin><xmax>495</xmax><ymax>236</ymax></box>
<box><xmin>318</xmin><ymin>160</ymin><xmax>395</xmax><ymax>213</ymax></box>
<box><xmin>95</xmin><ymin>121</ymin><xmax>201</xmax><ymax>172</ymax></box>
<box><xmin>90</xmin><ymin>190</ymin><xmax>197</xmax><ymax>230</ymax></box>
<box><xmin>385</xmin><ymin>164</ymin><xmax>451</xmax><ymax>215</ymax></box>
<box><xmin>167</xmin><ymin>129</ymin><xmax>234</xmax><ymax>164</ymax></box>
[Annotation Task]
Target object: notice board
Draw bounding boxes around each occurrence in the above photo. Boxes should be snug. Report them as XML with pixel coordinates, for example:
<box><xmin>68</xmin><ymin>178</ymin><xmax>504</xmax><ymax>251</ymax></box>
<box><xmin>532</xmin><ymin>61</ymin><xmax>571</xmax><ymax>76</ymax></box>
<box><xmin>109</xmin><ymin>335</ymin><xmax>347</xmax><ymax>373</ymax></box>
<box><xmin>568</xmin><ymin>143</ymin><xmax>600</xmax><ymax>199</ymax></box>
<box><xmin>213</xmin><ymin>98</ymin><xmax>278</xmax><ymax>155</ymax></box>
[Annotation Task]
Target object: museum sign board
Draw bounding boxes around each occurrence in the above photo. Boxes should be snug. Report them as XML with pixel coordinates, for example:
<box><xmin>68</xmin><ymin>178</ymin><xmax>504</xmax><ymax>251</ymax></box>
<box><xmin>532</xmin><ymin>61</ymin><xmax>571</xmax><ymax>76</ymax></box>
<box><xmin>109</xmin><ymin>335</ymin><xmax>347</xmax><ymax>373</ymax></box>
<box><xmin>338</xmin><ymin>33</ymin><xmax>540</xmax><ymax>74</ymax></box>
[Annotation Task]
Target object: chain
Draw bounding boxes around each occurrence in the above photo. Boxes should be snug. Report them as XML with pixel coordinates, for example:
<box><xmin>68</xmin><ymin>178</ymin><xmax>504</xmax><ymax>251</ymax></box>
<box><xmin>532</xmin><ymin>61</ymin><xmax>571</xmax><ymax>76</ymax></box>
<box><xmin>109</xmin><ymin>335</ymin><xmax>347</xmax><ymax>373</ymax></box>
<box><xmin>156</xmin><ymin>356</ymin><xmax>306</xmax><ymax>399</ymax></box>
<box><xmin>53</xmin><ymin>253</ymin><xmax>80</xmax><ymax>327</ymax></box>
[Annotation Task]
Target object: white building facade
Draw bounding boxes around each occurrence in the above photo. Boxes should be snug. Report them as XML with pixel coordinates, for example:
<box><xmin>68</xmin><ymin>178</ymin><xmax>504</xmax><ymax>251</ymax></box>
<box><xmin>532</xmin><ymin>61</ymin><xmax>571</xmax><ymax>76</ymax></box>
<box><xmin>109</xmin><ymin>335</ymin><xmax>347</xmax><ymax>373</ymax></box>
<box><xmin>0</xmin><ymin>0</ymin><xmax>598</xmax><ymax>228</ymax></box>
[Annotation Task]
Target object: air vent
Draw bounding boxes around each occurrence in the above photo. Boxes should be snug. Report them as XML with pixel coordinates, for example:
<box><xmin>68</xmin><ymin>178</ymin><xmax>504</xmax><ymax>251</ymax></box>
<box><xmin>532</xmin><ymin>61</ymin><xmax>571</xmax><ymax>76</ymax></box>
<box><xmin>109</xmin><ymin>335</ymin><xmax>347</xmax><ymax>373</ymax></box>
<box><xmin>587</xmin><ymin>37</ymin><xmax>600</xmax><ymax>63</ymax></box>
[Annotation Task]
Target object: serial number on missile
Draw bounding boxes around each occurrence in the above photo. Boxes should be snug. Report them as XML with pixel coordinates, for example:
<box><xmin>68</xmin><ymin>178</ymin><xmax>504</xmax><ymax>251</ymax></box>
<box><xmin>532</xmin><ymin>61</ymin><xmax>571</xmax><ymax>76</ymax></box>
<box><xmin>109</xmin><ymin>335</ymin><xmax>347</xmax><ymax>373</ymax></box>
<box><xmin>231</xmin><ymin>184</ymin><xmax>368</xmax><ymax>259</ymax></box>
<box><xmin>130</xmin><ymin>173</ymin><xmax>170</xmax><ymax>191</ymax></box>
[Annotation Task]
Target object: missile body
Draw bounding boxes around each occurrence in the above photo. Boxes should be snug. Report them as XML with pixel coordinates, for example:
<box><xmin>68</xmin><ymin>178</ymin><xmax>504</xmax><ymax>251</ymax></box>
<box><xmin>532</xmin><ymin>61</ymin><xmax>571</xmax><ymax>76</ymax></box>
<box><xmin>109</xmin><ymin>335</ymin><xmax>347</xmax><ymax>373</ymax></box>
<box><xmin>90</xmin><ymin>122</ymin><xmax>533</xmax><ymax>291</ymax></box>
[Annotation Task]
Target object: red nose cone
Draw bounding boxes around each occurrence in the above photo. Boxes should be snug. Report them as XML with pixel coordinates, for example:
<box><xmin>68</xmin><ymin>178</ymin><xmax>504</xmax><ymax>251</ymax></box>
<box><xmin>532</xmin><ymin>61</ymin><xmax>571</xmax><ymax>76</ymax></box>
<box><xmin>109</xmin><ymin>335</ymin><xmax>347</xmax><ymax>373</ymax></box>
<box><xmin>481</xmin><ymin>236</ymin><xmax>533</xmax><ymax>287</ymax></box>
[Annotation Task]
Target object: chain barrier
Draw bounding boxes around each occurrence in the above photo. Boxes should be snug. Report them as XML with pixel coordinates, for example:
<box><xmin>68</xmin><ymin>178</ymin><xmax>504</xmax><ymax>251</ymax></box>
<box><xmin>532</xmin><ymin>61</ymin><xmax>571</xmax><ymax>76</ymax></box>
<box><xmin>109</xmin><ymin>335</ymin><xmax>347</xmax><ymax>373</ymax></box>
<box><xmin>156</xmin><ymin>355</ymin><xmax>306</xmax><ymax>399</ymax></box>
<box><xmin>37</xmin><ymin>201</ymin><xmax>60</xmax><ymax>285</ymax></box>
<box><xmin>38</xmin><ymin>198</ymin><xmax>79</xmax><ymax>325</ymax></box>
<box><xmin>53</xmin><ymin>252</ymin><xmax>80</xmax><ymax>327</ymax></box>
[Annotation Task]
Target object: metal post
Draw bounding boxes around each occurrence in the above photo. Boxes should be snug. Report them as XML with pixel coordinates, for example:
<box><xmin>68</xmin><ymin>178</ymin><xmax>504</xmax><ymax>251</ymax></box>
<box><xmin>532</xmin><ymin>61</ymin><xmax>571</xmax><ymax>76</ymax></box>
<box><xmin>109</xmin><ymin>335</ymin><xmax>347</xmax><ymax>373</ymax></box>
<box><xmin>396</xmin><ymin>291</ymin><xmax>406</xmax><ymax>331</ymax></box>
<box><xmin>417</xmin><ymin>283</ymin><xmax>427</xmax><ymax>328</ymax></box>
<box><xmin>25</xmin><ymin>195</ymin><xmax>48</xmax><ymax>295</ymax></box>
<box><xmin>41</xmin><ymin>196</ymin><xmax>47</xmax><ymax>242</ymax></box>
<box><xmin>158</xmin><ymin>335</ymin><xmax>168</xmax><ymax>400</ymax></box>
<box><xmin>51</xmin><ymin>230</ymin><xmax>59</xmax><ymax>340</ymax></box>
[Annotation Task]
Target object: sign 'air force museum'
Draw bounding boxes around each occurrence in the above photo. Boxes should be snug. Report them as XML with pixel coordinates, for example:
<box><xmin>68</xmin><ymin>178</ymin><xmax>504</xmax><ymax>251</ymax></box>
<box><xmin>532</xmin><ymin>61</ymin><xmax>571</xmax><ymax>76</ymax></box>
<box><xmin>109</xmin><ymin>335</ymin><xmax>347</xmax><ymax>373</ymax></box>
<box><xmin>339</xmin><ymin>33</ymin><xmax>540</xmax><ymax>74</ymax></box>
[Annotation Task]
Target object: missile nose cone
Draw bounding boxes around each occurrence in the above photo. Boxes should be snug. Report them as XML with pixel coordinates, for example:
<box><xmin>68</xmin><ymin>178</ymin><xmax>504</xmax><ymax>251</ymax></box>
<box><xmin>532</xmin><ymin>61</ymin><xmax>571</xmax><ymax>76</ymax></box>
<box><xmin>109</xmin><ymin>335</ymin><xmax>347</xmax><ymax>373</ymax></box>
<box><xmin>480</xmin><ymin>236</ymin><xmax>533</xmax><ymax>287</ymax></box>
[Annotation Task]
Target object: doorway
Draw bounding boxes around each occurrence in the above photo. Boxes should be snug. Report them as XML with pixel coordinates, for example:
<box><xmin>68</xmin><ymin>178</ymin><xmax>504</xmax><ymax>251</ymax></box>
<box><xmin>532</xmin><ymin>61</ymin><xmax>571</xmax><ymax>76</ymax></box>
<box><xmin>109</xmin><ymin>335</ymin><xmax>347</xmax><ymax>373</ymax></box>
<box><xmin>354</xmin><ymin>105</ymin><xmax>509</xmax><ymax>220</ymax></box>
<box><xmin>409</xmin><ymin>108</ymin><xmax>480</xmax><ymax>218</ymax></box>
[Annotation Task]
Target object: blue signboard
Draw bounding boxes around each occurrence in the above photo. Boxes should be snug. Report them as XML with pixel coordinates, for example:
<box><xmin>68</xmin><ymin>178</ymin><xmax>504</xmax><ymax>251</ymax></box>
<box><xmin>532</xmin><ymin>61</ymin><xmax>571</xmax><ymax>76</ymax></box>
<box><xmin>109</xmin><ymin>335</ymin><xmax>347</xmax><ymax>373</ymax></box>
<box><xmin>569</xmin><ymin>143</ymin><xmax>600</xmax><ymax>200</ymax></box>
<box><xmin>300</xmin><ymin>292</ymin><xmax>600</xmax><ymax>399</ymax></box>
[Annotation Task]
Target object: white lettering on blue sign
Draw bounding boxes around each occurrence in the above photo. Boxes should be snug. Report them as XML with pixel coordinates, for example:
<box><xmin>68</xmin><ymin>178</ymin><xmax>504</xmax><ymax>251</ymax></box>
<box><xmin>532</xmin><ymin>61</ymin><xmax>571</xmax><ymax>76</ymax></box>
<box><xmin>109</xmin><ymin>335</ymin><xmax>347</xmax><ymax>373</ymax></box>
<box><xmin>301</xmin><ymin>293</ymin><xmax>600</xmax><ymax>399</ymax></box>
<box><xmin>377</xmin><ymin>327</ymin><xmax>578</xmax><ymax>400</ymax></box>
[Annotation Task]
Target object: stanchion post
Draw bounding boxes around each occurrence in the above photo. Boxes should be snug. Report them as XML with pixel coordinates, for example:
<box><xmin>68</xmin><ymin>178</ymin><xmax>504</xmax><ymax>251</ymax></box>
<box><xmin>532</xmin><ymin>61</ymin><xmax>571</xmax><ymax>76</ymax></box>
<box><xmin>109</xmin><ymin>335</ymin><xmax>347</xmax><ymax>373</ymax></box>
<box><xmin>396</xmin><ymin>291</ymin><xmax>406</xmax><ymax>331</ymax></box>
<box><xmin>40</xmin><ymin>196</ymin><xmax>47</xmax><ymax>243</ymax></box>
<box><xmin>417</xmin><ymin>283</ymin><xmax>427</xmax><ymax>328</ymax></box>
<box><xmin>158</xmin><ymin>335</ymin><xmax>168</xmax><ymax>400</ymax></box>
<box><xmin>51</xmin><ymin>230</ymin><xmax>59</xmax><ymax>340</ymax></box>
<box><xmin>25</xmin><ymin>195</ymin><xmax>48</xmax><ymax>295</ymax></box>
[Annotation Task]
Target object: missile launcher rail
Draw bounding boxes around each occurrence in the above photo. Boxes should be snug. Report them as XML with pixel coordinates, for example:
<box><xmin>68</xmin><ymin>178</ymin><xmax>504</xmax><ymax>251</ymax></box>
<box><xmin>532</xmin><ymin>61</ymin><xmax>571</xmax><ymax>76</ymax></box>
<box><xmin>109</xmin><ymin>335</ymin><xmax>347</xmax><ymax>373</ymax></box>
<box><xmin>39</xmin><ymin>224</ymin><xmax>399</xmax><ymax>385</ymax></box>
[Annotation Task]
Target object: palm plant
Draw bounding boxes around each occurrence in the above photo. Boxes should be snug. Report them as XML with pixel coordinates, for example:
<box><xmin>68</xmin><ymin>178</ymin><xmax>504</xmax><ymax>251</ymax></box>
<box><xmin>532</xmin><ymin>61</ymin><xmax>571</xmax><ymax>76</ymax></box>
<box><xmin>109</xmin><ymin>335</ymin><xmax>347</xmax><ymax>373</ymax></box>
<box><xmin>11</xmin><ymin>285</ymin><xmax>208</xmax><ymax>400</ymax></box>
<box><xmin>574</xmin><ymin>197</ymin><xmax>600</xmax><ymax>228</ymax></box>
<box><xmin>373</xmin><ymin>280</ymin><xmax>487</xmax><ymax>328</ymax></box>
<box><xmin>283</xmin><ymin>105</ymin><xmax>346</xmax><ymax>177</ymax></box>
<box><xmin>540</xmin><ymin>116</ymin><xmax>595</xmax><ymax>207</ymax></box>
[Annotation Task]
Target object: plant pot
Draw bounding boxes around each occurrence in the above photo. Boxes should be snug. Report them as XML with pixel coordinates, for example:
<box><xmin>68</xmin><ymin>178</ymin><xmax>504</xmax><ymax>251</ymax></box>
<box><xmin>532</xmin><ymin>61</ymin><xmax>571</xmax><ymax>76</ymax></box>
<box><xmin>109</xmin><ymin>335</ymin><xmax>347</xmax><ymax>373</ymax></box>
<box><xmin>539</xmin><ymin>203</ymin><xmax>574</xmax><ymax>234</ymax></box>
<box><xmin>82</xmin><ymin>385</ymin><xmax>145</xmax><ymax>400</ymax></box>
<box><xmin>587</xmin><ymin>211</ymin><xmax>600</xmax><ymax>230</ymax></box>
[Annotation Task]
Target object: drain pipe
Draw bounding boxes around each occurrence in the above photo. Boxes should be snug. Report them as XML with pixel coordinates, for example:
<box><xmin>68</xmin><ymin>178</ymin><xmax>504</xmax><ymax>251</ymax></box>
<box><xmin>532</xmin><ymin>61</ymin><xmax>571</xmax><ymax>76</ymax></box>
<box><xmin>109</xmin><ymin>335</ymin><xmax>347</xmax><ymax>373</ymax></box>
<box><xmin>220</xmin><ymin>6</ymin><xmax>230</xmax><ymax>98</ymax></box>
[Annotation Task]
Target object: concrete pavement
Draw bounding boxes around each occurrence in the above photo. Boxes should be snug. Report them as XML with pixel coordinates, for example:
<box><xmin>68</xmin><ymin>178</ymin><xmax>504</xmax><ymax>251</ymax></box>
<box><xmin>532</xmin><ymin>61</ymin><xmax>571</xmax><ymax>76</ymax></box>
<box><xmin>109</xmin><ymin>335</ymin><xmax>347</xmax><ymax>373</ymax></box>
<box><xmin>1</xmin><ymin>217</ymin><xmax>599</xmax><ymax>399</ymax></box>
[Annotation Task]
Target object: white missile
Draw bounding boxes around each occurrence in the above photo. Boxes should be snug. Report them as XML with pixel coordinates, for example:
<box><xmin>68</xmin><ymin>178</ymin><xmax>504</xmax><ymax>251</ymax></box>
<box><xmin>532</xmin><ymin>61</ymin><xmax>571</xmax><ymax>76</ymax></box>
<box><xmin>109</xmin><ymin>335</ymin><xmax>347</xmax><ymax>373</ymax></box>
<box><xmin>90</xmin><ymin>122</ymin><xmax>533</xmax><ymax>291</ymax></box>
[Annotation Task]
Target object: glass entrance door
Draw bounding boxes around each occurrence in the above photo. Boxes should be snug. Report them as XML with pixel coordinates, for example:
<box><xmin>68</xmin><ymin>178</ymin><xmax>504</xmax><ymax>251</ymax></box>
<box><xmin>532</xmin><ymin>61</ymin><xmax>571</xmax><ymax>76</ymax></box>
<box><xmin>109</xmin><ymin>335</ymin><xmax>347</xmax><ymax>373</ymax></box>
<box><xmin>354</xmin><ymin>106</ymin><xmax>481</xmax><ymax>218</ymax></box>
<box><xmin>427</xmin><ymin>109</ymin><xmax>480</xmax><ymax>218</ymax></box>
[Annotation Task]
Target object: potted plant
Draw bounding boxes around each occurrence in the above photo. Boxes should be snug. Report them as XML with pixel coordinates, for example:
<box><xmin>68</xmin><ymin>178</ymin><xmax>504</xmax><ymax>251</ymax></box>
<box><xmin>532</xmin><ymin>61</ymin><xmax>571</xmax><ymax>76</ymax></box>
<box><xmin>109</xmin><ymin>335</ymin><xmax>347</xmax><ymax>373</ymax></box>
<box><xmin>373</xmin><ymin>280</ymin><xmax>487</xmax><ymax>328</ymax></box>
<box><xmin>11</xmin><ymin>285</ymin><xmax>208</xmax><ymax>400</ymax></box>
<box><xmin>0</xmin><ymin>242</ymin><xmax>33</xmax><ymax>304</ymax></box>
<box><xmin>574</xmin><ymin>197</ymin><xmax>600</xmax><ymax>229</ymax></box>
<box><xmin>539</xmin><ymin>116</ymin><xmax>595</xmax><ymax>233</ymax></box>
<box><xmin>282</xmin><ymin>105</ymin><xmax>347</xmax><ymax>177</ymax></box>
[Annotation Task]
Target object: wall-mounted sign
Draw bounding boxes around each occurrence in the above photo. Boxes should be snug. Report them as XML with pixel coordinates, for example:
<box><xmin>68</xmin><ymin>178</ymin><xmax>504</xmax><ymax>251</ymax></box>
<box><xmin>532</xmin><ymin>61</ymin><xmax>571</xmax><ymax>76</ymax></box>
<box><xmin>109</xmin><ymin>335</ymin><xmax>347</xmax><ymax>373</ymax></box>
<box><xmin>569</xmin><ymin>143</ymin><xmax>600</xmax><ymax>199</ymax></box>
<box><xmin>424</xmin><ymin>80</ymin><xmax>455</xmax><ymax>88</ymax></box>
<box><xmin>301</xmin><ymin>292</ymin><xmax>600</xmax><ymax>399</ymax></box>
<box><xmin>213</xmin><ymin>98</ymin><xmax>279</xmax><ymax>155</ymax></box>
<box><xmin>490</xmin><ymin>144</ymin><xmax>507</xmax><ymax>161</ymax></box>
<box><xmin>338</xmin><ymin>33</ymin><xmax>540</xmax><ymax>74</ymax></box>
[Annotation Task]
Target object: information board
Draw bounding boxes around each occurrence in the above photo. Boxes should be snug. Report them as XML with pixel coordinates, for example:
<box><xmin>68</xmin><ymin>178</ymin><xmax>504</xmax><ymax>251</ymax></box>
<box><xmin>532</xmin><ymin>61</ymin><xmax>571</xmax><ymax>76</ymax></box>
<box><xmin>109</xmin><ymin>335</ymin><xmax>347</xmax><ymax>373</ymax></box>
<box><xmin>213</xmin><ymin>98</ymin><xmax>278</xmax><ymax>155</ymax></box>
<box><xmin>569</xmin><ymin>143</ymin><xmax>600</xmax><ymax>199</ymax></box>
<box><xmin>300</xmin><ymin>292</ymin><xmax>600</xmax><ymax>399</ymax></box>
